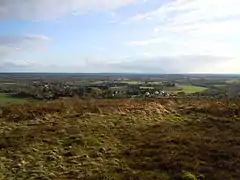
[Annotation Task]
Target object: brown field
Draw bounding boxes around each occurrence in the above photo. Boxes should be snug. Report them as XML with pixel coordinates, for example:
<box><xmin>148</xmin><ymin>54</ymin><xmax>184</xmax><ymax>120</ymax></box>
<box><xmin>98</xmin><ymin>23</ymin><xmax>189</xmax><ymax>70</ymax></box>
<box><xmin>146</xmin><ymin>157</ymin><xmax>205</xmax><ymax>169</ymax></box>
<box><xmin>0</xmin><ymin>98</ymin><xmax>239</xmax><ymax>179</ymax></box>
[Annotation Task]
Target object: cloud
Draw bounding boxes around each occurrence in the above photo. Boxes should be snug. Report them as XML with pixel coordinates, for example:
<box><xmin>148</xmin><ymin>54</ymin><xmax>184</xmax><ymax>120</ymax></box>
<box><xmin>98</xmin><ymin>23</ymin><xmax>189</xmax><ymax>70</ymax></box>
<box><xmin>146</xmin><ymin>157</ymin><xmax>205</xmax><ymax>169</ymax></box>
<box><xmin>154</xmin><ymin>27</ymin><xmax>160</xmax><ymax>33</ymax></box>
<box><xmin>122</xmin><ymin>12</ymin><xmax>153</xmax><ymax>24</ymax></box>
<box><xmin>124</xmin><ymin>0</ymin><xmax>240</xmax><ymax>24</ymax></box>
<box><xmin>0</xmin><ymin>34</ymin><xmax>50</xmax><ymax>62</ymax></box>
<box><xmin>126</xmin><ymin>37</ymin><xmax>165</xmax><ymax>46</ymax></box>
<box><xmin>1</xmin><ymin>0</ymin><xmax>239</xmax><ymax>74</ymax></box>
<box><xmin>0</xmin><ymin>35</ymin><xmax>49</xmax><ymax>47</ymax></box>
<box><xmin>123</xmin><ymin>0</ymin><xmax>240</xmax><ymax>59</ymax></box>
<box><xmin>0</xmin><ymin>60</ymin><xmax>39</xmax><ymax>71</ymax></box>
<box><xmin>92</xmin><ymin>46</ymin><xmax>106</xmax><ymax>51</ymax></box>
<box><xmin>0</xmin><ymin>0</ymin><xmax>140</xmax><ymax>20</ymax></box>
<box><xmin>2</xmin><ymin>54</ymin><xmax>236</xmax><ymax>73</ymax></box>
<box><xmin>103</xmin><ymin>55</ymin><xmax>233</xmax><ymax>73</ymax></box>
<box><xmin>124</xmin><ymin>0</ymin><xmax>240</xmax><ymax>39</ymax></box>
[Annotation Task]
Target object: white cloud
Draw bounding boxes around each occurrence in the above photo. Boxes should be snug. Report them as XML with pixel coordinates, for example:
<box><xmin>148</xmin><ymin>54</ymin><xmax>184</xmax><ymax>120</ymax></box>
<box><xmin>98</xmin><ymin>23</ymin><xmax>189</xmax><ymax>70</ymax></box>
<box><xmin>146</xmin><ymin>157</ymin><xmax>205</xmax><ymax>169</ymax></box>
<box><xmin>0</xmin><ymin>60</ymin><xmax>39</xmax><ymax>71</ymax></box>
<box><xmin>127</xmin><ymin>37</ymin><xmax>165</xmax><ymax>46</ymax></box>
<box><xmin>154</xmin><ymin>27</ymin><xmax>160</xmax><ymax>33</ymax></box>
<box><xmin>92</xmin><ymin>46</ymin><xmax>106</xmax><ymax>51</ymax></box>
<box><xmin>122</xmin><ymin>0</ymin><xmax>240</xmax><ymax>73</ymax></box>
<box><xmin>122</xmin><ymin>13</ymin><xmax>152</xmax><ymax>24</ymax></box>
<box><xmin>126</xmin><ymin>0</ymin><xmax>240</xmax><ymax>23</ymax></box>
<box><xmin>0</xmin><ymin>35</ymin><xmax>49</xmax><ymax>48</ymax></box>
<box><xmin>13</xmin><ymin>59</ymin><xmax>38</xmax><ymax>66</ymax></box>
<box><xmin>0</xmin><ymin>0</ymin><xmax>140</xmax><ymax>20</ymax></box>
<box><xmin>1</xmin><ymin>0</ymin><xmax>239</xmax><ymax>73</ymax></box>
<box><xmin>1</xmin><ymin>54</ymin><xmax>238</xmax><ymax>73</ymax></box>
<box><xmin>104</xmin><ymin>55</ymin><xmax>233</xmax><ymax>73</ymax></box>
<box><xmin>124</xmin><ymin>0</ymin><xmax>240</xmax><ymax>36</ymax></box>
<box><xmin>126</xmin><ymin>0</ymin><xmax>240</xmax><ymax>37</ymax></box>
<box><xmin>0</xmin><ymin>35</ymin><xmax>50</xmax><ymax>62</ymax></box>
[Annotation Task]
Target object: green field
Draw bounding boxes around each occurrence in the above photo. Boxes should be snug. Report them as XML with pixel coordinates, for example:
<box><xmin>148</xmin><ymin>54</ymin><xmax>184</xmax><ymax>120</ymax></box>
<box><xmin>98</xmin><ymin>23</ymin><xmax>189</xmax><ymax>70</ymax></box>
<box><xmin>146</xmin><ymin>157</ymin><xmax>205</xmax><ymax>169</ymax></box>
<box><xmin>213</xmin><ymin>84</ymin><xmax>227</xmax><ymax>88</ymax></box>
<box><xmin>226</xmin><ymin>78</ymin><xmax>240</xmax><ymax>84</ymax></box>
<box><xmin>165</xmin><ymin>84</ymin><xmax>208</xmax><ymax>94</ymax></box>
<box><xmin>120</xmin><ymin>81</ymin><xmax>141</xmax><ymax>84</ymax></box>
<box><xmin>121</xmin><ymin>81</ymin><xmax>164</xmax><ymax>85</ymax></box>
<box><xmin>148</xmin><ymin>81</ymin><xmax>163</xmax><ymax>85</ymax></box>
<box><xmin>90</xmin><ymin>80</ymin><xmax>105</xmax><ymax>84</ymax></box>
<box><xmin>140</xmin><ymin>86</ymin><xmax>154</xmax><ymax>90</ymax></box>
<box><xmin>178</xmin><ymin>85</ymin><xmax>208</xmax><ymax>93</ymax></box>
<box><xmin>0</xmin><ymin>93</ymin><xmax>30</xmax><ymax>105</ymax></box>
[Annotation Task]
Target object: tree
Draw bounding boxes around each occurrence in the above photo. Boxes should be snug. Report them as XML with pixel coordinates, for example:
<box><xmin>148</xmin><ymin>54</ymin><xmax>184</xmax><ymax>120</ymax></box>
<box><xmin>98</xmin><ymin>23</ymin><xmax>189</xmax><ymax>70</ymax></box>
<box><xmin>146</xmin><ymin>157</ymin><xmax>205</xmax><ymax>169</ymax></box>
<box><xmin>90</xmin><ymin>88</ymin><xmax>102</xmax><ymax>98</ymax></box>
<box><xmin>177</xmin><ymin>91</ymin><xmax>186</xmax><ymax>96</ymax></box>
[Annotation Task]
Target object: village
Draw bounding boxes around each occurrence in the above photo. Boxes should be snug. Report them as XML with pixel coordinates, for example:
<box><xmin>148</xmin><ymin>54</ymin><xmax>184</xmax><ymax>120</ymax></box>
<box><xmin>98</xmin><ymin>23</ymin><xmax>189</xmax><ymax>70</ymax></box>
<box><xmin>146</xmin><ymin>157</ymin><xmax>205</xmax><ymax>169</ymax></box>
<box><xmin>0</xmin><ymin>73</ymin><xmax>239</xmax><ymax>102</ymax></box>
<box><xmin>30</xmin><ymin>80</ymin><xmax>173</xmax><ymax>100</ymax></box>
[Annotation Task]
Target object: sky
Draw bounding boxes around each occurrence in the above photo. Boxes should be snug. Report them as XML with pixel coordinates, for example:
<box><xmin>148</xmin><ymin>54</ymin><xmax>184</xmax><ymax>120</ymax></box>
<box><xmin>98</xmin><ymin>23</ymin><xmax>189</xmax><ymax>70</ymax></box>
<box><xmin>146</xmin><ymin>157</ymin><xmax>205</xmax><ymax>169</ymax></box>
<box><xmin>0</xmin><ymin>0</ymin><xmax>239</xmax><ymax>73</ymax></box>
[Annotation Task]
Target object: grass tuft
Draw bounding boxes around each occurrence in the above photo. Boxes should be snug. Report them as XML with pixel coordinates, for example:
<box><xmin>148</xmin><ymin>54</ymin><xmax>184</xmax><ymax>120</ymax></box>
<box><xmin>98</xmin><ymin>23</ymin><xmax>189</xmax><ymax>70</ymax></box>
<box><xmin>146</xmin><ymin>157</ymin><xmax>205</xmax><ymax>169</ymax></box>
<box><xmin>0</xmin><ymin>98</ymin><xmax>239</xmax><ymax>179</ymax></box>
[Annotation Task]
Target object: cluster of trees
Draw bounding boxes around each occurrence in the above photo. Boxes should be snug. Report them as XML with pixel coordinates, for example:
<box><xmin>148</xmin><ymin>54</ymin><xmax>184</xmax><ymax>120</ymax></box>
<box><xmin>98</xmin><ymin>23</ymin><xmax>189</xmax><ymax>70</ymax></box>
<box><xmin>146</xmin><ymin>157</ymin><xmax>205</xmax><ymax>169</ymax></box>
<box><xmin>0</xmin><ymin>84</ymin><xmax>73</xmax><ymax>100</ymax></box>
<box><xmin>228</xmin><ymin>83</ymin><xmax>240</xmax><ymax>99</ymax></box>
<box><xmin>192</xmin><ymin>84</ymin><xmax>240</xmax><ymax>99</ymax></box>
<box><xmin>186</xmin><ymin>78</ymin><xmax>240</xmax><ymax>99</ymax></box>
<box><xmin>0</xmin><ymin>84</ymin><xmax>165</xmax><ymax>100</ymax></box>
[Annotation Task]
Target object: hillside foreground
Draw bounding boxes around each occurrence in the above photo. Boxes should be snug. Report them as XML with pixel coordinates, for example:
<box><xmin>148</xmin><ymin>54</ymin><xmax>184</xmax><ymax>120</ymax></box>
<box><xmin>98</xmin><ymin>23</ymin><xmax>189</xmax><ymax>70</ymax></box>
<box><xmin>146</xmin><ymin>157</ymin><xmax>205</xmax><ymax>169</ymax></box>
<box><xmin>0</xmin><ymin>98</ymin><xmax>239</xmax><ymax>179</ymax></box>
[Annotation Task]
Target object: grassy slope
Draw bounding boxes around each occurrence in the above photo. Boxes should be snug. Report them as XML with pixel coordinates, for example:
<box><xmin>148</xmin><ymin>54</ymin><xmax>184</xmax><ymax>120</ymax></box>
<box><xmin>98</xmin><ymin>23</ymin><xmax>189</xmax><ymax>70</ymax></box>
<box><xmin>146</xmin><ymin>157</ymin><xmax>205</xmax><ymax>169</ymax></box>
<box><xmin>0</xmin><ymin>93</ymin><xmax>29</xmax><ymax>105</ymax></box>
<box><xmin>0</xmin><ymin>98</ymin><xmax>239</xmax><ymax>179</ymax></box>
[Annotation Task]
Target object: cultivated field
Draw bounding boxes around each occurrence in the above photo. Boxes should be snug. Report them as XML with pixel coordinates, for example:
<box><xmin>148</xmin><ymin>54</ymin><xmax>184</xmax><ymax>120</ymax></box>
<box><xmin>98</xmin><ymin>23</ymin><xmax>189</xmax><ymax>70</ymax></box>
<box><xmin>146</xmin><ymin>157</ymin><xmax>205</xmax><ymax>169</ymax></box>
<box><xmin>0</xmin><ymin>98</ymin><xmax>239</xmax><ymax>179</ymax></box>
